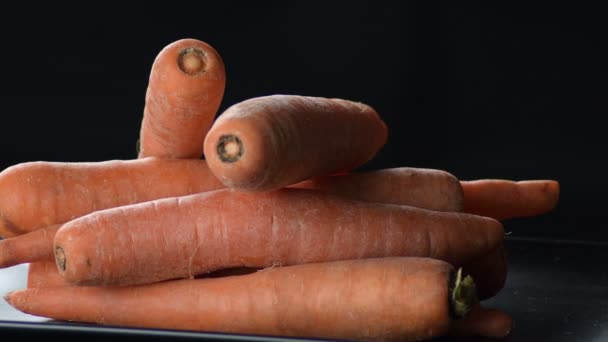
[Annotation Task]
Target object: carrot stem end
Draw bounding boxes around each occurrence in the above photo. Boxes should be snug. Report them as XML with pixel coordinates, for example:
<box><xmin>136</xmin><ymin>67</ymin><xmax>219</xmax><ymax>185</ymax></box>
<box><xmin>450</xmin><ymin>267</ymin><xmax>478</xmax><ymax>319</ymax></box>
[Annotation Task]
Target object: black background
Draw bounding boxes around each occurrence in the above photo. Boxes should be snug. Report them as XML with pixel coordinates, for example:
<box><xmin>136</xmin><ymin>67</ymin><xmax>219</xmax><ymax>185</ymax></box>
<box><xmin>0</xmin><ymin>2</ymin><xmax>604</xmax><ymax>241</ymax></box>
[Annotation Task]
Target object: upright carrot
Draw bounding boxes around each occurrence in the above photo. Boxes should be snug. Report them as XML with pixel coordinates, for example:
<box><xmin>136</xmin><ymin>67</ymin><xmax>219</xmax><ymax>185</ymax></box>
<box><xmin>53</xmin><ymin>188</ymin><xmax>503</xmax><ymax>287</ymax></box>
<box><xmin>293</xmin><ymin>167</ymin><xmax>464</xmax><ymax>212</ymax></box>
<box><xmin>0</xmin><ymin>157</ymin><xmax>224</xmax><ymax>237</ymax></box>
<box><xmin>461</xmin><ymin>179</ymin><xmax>560</xmax><ymax>220</ymax></box>
<box><xmin>5</xmin><ymin>257</ymin><xmax>511</xmax><ymax>341</ymax></box>
<box><xmin>203</xmin><ymin>95</ymin><xmax>388</xmax><ymax>191</ymax></box>
<box><xmin>138</xmin><ymin>38</ymin><xmax>226</xmax><ymax>159</ymax></box>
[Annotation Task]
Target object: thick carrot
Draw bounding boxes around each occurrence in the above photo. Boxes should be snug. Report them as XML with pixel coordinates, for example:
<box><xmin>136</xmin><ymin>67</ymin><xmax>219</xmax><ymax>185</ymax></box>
<box><xmin>0</xmin><ymin>157</ymin><xmax>224</xmax><ymax>237</ymax></box>
<box><xmin>27</xmin><ymin>261</ymin><xmax>68</xmax><ymax>288</ymax></box>
<box><xmin>53</xmin><ymin>187</ymin><xmax>503</xmax><ymax>287</ymax></box>
<box><xmin>203</xmin><ymin>95</ymin><xmax>388</xmax><ymax>191</ymax></box>
<box><xmin>293</xmin><ymin>167</ymin><xmax>464</xmax><ymax>212</ymax></box>
<box><xmin>0</xmin><ymin>225</ymin><xmax>58</xmax><ymax>267</ymax></box>
<box><xmin>461</xmin><ymin>179</ymin><xmax>560</xmax><ymax>220</ymax></box>
<box><xmin>5</xmin><ymin>257</ymin><xmax>509</xmax><ymax>341</ymax></box>
<box><xmin>138</xmin><ymin>38</ymin><xmax>226</xmax><ymax>159</ymax></box>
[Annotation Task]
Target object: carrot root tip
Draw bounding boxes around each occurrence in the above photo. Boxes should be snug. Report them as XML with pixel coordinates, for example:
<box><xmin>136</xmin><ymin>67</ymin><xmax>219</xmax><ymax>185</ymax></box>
<box><xmin>450</xmin><ymin>268</ymin><xmax>478</xmax><ymax>319</ymax></box>
<box><xmin>217</xmin><ymin>134</ymin><xmax>244</xmax><ymax>163</ymax></box>
<box><xmin>55</xmin><ymin>246</ymin><xmax>66</xmax><ymax>272</ymax></box>
<box><xmin>178</xmin><ymin>47</ymin><xmax>207</xmax><ymax>76</ymax></box>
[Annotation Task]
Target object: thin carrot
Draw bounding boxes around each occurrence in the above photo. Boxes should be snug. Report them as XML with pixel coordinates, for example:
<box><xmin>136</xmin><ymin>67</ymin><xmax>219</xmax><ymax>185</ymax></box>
<box><xmin>0</xmin><ymin>157</ymin><xmax>224</xmax><ymax>237</ymax></box>
<box><xmin>138</xmin><ymin>38</ymin><xmax>226</xmax><ymax>159</ymax></box>
<box><xmin>27</xmin><ymin>261</ymin><xmax>68</xmax><ymax>288</ymax></box>
<box><xmin>293</xmin><ymin>167</ymin><xmax>464</xmax><ymax>212</ymax></box>
<box><xmin>5</xmin><ymin>257</ymin><xmax>510</xmax><ymax>341</ymax></box>
<box><xmin>0</xmin><ymin>225</ymin><xmax>58</xmax><ymax>267</ymax></box>
<box><xmin>53</xmin><ymin>187</ymin><xmax>503</xmax><ymax>287</ymax></box>
<box><xmin>203</xmin><ymin>95</ymin><xmax>388</xmax><ymax>191</ymax></box>
<box><xmin>451</xmin><ymin>304</ymin><xmax>513</xmax><ymax>338</ymax></box>
<box><xmin>461</xmin><ymin>179</ymin><xmax>560</xmax><ymax>220</ymax></box>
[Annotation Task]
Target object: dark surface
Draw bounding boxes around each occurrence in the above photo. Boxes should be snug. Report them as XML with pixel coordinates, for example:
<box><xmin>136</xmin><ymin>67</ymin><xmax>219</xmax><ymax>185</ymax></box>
<box><xmin>2</xmin><ymin>236</ymin><xmax>606</xmax><ymax>341</ymax></box>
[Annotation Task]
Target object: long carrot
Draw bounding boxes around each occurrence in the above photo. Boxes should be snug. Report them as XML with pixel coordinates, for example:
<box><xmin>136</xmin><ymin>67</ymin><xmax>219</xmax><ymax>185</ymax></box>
<box><xmin>461</xmin><ymin>179</ymin><xmax>560</xmax><ymax>220</ymax></box>
<box><xmin>293</xmin><ymin>167</ymin><xmax>464</xmax><ymax>212</ymax></box>
<box><xmin>5</xmin><ymin>257</ymin><xmax>510</xmax><ymax>341</ymax></box>
<box><xmin>0</xmin><ymin>225</ymin><xmax>58</xmax><ymax>267</ymax></box>
<box><xmin>137</xmin><ymin>38</ymin><xmax>226</xmax><ymax>159</ymax></box>
<box><xmin>27</xmin><ymin>261</ymin><xmax>68</xmax><ymax>288</ymax></box>
<box><xmin>203</xmin><ymin>95</ymin><xmax>388</xmax><ymax>191</ymax></box>
<box><xmin>53</xmin><ymin>187</ymin><xmax>503</xmax><ymax>287</ymax></box>
<box><xmin>0</xmin><ymin>157</ymin><xmax>224</xmax><ymax>237</ymax></box>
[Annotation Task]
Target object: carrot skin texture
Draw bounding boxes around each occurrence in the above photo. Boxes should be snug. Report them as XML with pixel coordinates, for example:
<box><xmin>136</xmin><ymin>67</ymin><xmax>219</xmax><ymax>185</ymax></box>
<box><xmin>0</xmin><ymin>225</ymin><xmax>59</xmax><ymax>267</ymax></box>
<box><xmin>0</xmin><ymin>157</ymin><xmax>224</xmax><ymax>237</ymax></box>
<box><xmin>7</xmin><ymin>257</ymin><xmax>460</xmax><ymax>342</ymax></box>
<box><xmin>27</xmin><ymin>261</ymin><xmax>69</xmax><ymax>288</ymax></box>
<box><xmin>461</xmin><ymin>180</ymin><xmax>560</xmax><ymax>220</ymax></box>
<box><xmin>294</xmin><ymin>167</ymin><xmax>464</xmax><ymax>212</ymax></box>
<box><xmin>54</xmin><ymin>188</ymin><xmax>503</xmax><ymax>287</ymax></box>
<box><xmin>138</xmin><ymin>38</ymin><xmax>226</xmax><ymax>159</ymax></box>
<box><xmin>203</xmin><ymin>95</ymin><xmax>388</xmax><ymax>191</ymax></box>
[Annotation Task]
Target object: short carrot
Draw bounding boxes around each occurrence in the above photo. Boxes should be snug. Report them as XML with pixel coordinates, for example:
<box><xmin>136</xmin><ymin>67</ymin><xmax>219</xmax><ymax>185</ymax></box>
<box><xmin>5</xmin><ymin>257</ymin><xmax>510</xmax><ymax>341</ymax></box>
<box><xmin>0</xmin><ymin>225</ymin><xmax>58</xmax><ymax>267</ymax></box>
<box><xmin>27</xmin><ymin>261</ymin><xmax>68</xmax><ymax>288</ymax></box>
<box><xmin>138</xmin><ymin>38</ymin><xmax>226</xmax><ymax>159</ymax></box>
<box><xmin>461</xmin><ymin>244</ymin><xmax>508</xmax><ymax>300</ymax></box>
<box><xmin>53</xmin><ymin>188</ymin><xmax>503</xmax><ymax>287</ymax></box>
<box><xmin>461</xmin><ymin>179</ymin><xmax>560</xmax><ymax>221</ymax></box>
<box><xmin>293</xmin><ymin>167</ymin><xmax>464</xmax><ymax>212</ymax></box>
<box><xmin>0</xmin><ymin>157</ymin><xmax>224</xmax><ymax>237</ymax></box>
<box><xmin>203</xmin><ymin>95</ymin><xmax>388</xmax><ymax>191</ymax></box>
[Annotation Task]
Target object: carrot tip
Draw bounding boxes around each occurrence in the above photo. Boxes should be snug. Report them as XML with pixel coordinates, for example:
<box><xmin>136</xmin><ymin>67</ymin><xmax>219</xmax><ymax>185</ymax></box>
<box><xmin>217</xmin><ymin>134</ymin><xmax>244</xmax><ymax>163</ymax></box>
<box><xmin>178</xmin><ymin>47</ymin><xmax>207</xmax><ymax>76</ymax></box>
<box><xmin>54</xmin><ymin>246</ymin><xmax>66</xmax><ymax>272</ymax></box>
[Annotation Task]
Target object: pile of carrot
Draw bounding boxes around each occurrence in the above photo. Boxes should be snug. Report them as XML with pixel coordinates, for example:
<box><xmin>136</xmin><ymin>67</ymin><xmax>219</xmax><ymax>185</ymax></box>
<box><xmin>0</xmin><ymin>38</ymin><xmax>560</xmax><ymax>342</ymax></box>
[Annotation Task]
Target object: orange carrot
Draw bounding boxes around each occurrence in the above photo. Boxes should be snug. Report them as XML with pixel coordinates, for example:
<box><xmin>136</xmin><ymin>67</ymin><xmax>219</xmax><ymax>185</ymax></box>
<box><xmin>203</xmin><ymin>95</ymin><xmax>388</xmax><ymax>191</ymax></box>
<box><xmin>0</xmin><ymin>225</ymin><xmax>58</xmax><ymax>267</ymax></box>
<box><xmin>5</xmin><ymin>257</ymin><xmax>509</xmax><ymax>341</ymax></box>
<box><xmin>0</xmin><ymin>157</ymin><xmax>224</xmax><ymax>237</ymax></box>
<box><xmin>53</xmin><ymin>188</ymin><xmax>503</xmax><ymax>287</ymax></box>
<box><xmin>451</xmin><ymin>304</ymin><xmax>513</xmax><ymax>338</ymax></box>
<box><xmin>138</xmin><ymin>38</ymin><xmax>226</xmax><ymax>159</ymax></box>
<box><xmin>27</xmin><ymin>261</ymin><xmax>68</xmax><ymax>288</ymax></box>
<box><xmin>293</xmin><ymin>167</ymin><xmax>464</xmax><ymax>212</ymax></box>
<box><xmin>461</xmin><ymin>179</ymin><xmax>560</xmax><ymax>220</ymax></box>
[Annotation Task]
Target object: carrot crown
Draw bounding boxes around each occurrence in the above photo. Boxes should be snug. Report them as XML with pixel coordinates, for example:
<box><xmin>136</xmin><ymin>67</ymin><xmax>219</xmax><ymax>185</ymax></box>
<box><xmin>450</xmin><ymin>267</ymin><xmax>478</xmax><ymax>319</ymax></box>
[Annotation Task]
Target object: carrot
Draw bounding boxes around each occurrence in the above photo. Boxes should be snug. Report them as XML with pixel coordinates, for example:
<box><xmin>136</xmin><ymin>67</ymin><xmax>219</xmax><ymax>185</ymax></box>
<box><xmin>461</xmin><ymin>179</ymin><xmax>560</xmax><ymax>220</ymax></box>
<box><xmin>203</xmin><ymin>95</ymin><xmax>388</xmax><ymax>191</ymax></box>
<box><xmin>0</xmin><ymin>225</ymin><xmax>58</xmax><ymax>267</ymax></box>
<box><xmin>5</xmin><ymin>257</ymin><xmax>510</xmax><ymax>341</ymax></box>
<box><xmin>293</xmin><ymin>167</ymin><xmax>464</xmax><ymax>212</ymax></box>
<box><xmin>0</xmin><ymin>157</ymin><xmax>224</xmax><ymax>237</ymax></box>
<box><xmin>137</xmin><ymin>38</ymin><xmax>226</xmax><ymax>159</ymax></box>
<box><xmin>27</xmin><ymin>261</ymin><xmax>68</xmax><ymax>288</ymax></box>
<box><xmin>451</xmin><ymin>304</ymin><xmax>513</xmax><ymax>338</ymax></box>
<box><xmin>53</xmin><ymin>187</ymin><xmax>503</xmax><ymax>287</ymax></box>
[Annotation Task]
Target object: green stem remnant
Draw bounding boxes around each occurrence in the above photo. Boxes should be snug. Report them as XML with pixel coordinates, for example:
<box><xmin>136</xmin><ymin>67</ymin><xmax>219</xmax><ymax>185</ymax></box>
<box><xmin>217</xmin><ymin>134</ymin><xmax>244</xmax><ymax>163</ymax></box>
<box><xmin>450</xmin><ymin>267</ymin><xmax>478</xmax><ymax>319</ymax></box>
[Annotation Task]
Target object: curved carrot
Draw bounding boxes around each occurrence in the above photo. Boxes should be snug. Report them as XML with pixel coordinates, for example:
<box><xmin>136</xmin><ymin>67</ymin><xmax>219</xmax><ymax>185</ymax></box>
<box><xmin>6</xmin><ymin>257</ymin><xmax>496</xmax><ymax>342</ymax></box>
<box><xmin>27</xmin><ymin>261</ymin><xmax>68</xmax><ymax>288</ymax></box>
<box><xmin>0</xmin><ymin>157</ymin><xmax>224</xmax><ymax>237</ymax></box>
<box><xmin>138</xmin><ymin>38</ymin><xmax>226</xmax><ymax>159</ymax></box>
<box><xmin>461</xmin><ymin>179</ymin><xmax>560</xmax><ymax>220</ymax></box>
<box><xmin>293</xmin><ymin>167</ymin><xmax>464</xmax><ymax>212</ymax></box>
<box><xmin>53</xmin><ymin>188</ymin><xmax>503</xmax><ymax>287</ymax></box>
<box><xmin>203</xmin><ymin>95</ymin><xmax>388</xmax><ymax>191</ymax></box>
<box><xmin>0</xmin><ymin>225</ymin><xmax>59</xmax><ymax>267</ymax></box>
